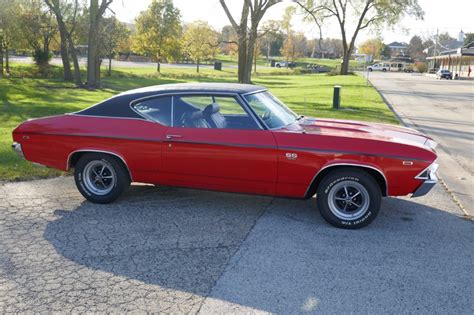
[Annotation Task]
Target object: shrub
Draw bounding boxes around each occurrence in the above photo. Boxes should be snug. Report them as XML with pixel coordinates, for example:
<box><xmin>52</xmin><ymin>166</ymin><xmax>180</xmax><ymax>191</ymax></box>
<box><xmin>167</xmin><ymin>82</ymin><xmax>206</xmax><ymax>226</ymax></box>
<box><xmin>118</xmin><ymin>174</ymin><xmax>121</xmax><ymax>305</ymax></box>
<box><xmin>32</xmin><ymin>49</ymin><xmax>52</xmax><ymax>75</ymax></box>
<box><xmin>415</xmin><ymin>61</ymin><xmax>427</xmax><ymax>73</ymax></box>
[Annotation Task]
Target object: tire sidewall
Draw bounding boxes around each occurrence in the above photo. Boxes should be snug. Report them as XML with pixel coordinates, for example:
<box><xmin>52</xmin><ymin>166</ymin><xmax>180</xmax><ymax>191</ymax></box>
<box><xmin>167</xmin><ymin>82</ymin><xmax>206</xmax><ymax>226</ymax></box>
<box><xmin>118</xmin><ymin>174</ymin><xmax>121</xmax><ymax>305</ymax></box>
<box><xmin>74</xmin><ymin>153</ymin><xmax>129</xmax><ymax>204</ymax></box>
<box><xmin>317</xmin><ymin>170</ymin><xmax>381</xmax><ymax>229</ymax></box>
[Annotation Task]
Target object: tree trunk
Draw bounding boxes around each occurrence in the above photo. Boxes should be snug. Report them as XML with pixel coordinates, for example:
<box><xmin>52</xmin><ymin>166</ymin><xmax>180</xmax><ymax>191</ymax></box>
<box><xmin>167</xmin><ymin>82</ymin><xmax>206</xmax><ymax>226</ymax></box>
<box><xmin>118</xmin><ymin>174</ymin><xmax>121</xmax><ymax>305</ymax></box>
<box><xmin>157</xmin><ymin>60</ymin><xmax>160</xmax><ymax>73</ymax></box>
<box><xmin>243</xmin><ymin>30</ymin><xmax>257</xmax><ymax>83</ymax></box>
<box><xmin>95</xmin><ymin>58</ymin><xmax>102</xmax><ymax>86</ymax></box>
<box><xmin>341</xmin><ymin>51</ymin><xmax>351</xmax><ymax>74</ymax></box>
<box><xmin>54</xmin><ymin>16</ymin><xmax>73</xmax><ymax>81</ymax></box>
<box><xmin>266</xmin><ymin>41</ymin><xmax>270</xmax><ymax>60</ymax></box>
<box><xmin>237</xmin><ymin>32</ymin><xmax>247</xmax><ymax>83</ymax></box>
<box><xmin>108</xmin><ymin>57</ymin><xmax>112</xmax><ymax>76</ymax></box>
<box><xmin>0</xmin><ymin>44</ymin><xmax>4</xmax><ymax>78</ymax></box>
<box><xmin>5</xmin><ymin>46</ymin><xmax>9</xmax><ymax>74</ymax></box>
<box><xmin>86</xmin><ymin>0</ymin><xmax>99</xmax><ymax>88</ymax></box>
<box><xmin>254</xmin><ymin>47</ymin><xmax>257</xmax><ymax>73</ymax></box>
<box><xmin>311</xmin><ymin>40</ymin><xmax>316</xmax><ymax>58</ymax></box>
<box><xmin>196</xmin><ymin>58</ymin><xmax>199</xmax><ymax>73</ymax></box>
<box><xmin>67</xmin><ymin>35</ymin><xmax>82</xmax><ymax>86</ymax></box>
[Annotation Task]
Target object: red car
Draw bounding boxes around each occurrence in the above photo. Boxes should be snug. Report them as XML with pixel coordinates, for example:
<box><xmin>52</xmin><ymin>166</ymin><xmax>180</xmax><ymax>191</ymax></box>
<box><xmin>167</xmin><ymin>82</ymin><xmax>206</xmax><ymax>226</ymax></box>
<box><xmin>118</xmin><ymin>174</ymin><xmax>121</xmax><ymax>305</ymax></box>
<box><xmin>12</xmin><ymin>83</ymin><xmax>438</xmax><ymax>229</ymax></box>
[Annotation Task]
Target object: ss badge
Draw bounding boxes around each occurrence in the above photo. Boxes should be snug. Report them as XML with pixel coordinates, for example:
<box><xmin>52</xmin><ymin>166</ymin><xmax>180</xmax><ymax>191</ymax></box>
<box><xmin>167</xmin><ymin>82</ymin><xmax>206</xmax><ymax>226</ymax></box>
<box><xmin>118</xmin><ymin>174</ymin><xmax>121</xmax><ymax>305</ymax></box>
<box><xmin>285</xmin><ymin>152</ymin><xmax>298</xmax><ymax>160</ymax></box>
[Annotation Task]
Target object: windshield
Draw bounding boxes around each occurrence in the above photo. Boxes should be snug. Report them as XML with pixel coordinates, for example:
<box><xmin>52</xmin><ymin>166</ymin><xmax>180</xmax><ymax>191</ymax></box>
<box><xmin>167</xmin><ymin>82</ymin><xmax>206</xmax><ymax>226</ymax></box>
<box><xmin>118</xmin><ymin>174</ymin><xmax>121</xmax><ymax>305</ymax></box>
<box><xmin>244</xmin><ymin>91</ymin><xmax>299</xmax><ymax>129</ymax></box>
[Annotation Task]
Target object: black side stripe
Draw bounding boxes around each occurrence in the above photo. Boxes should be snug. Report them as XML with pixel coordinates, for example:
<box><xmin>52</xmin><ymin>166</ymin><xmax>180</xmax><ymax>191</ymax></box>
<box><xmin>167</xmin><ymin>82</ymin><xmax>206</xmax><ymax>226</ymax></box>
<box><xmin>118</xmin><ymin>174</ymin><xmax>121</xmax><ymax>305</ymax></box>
<box><xmin>23</xmin><ymin>132</ymin><xmax>428</xmax><ymax>162</ymax></box>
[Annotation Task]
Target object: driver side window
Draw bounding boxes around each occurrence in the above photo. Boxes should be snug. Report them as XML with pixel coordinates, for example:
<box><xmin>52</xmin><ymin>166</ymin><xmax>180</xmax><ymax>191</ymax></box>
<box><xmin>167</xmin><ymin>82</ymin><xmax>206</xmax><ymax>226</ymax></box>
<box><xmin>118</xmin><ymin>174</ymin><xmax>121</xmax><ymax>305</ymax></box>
<box><xmin>173</xmin><ymin>95</ymin><xmax>259</xmax><ymax>130</ymax></box>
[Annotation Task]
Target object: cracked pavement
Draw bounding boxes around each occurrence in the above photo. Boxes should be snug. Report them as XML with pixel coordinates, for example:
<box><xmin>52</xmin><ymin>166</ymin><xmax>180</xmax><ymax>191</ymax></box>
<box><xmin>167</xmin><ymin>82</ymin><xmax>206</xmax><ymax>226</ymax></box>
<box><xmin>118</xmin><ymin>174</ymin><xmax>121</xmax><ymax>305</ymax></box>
<box><xmin>1</xmin><ymin>177</ymin><xmax>473</xmax><ymax>313</ymax></box>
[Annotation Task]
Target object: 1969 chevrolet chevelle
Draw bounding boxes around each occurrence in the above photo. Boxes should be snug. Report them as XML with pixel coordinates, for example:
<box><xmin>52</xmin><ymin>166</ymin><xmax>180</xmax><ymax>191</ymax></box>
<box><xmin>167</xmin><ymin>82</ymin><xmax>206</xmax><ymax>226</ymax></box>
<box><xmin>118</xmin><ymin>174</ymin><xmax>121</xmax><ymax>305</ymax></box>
<box><xmin>12</xmin><ymin>83</ymin><xmax>438</xmax><ymax>229</ymax></box>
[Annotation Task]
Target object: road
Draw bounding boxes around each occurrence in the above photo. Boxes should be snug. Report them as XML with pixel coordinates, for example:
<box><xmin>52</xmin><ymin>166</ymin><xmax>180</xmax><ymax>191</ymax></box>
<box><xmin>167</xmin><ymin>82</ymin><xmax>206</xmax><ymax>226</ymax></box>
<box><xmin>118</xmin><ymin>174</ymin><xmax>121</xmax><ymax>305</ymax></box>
<box><xmin>367</xmin><ymin>72</ymin><xmax>474</xmax><ymax>215</ymax></box>
<box><xmin>1</xmin><ymin>177</ymin><xmax>472</xmax><ymax>313</ymax></box>
<box><xmin>9</xmin><ymin>56</ymin><xmax>243</xmax><ymax>69</ymax></box>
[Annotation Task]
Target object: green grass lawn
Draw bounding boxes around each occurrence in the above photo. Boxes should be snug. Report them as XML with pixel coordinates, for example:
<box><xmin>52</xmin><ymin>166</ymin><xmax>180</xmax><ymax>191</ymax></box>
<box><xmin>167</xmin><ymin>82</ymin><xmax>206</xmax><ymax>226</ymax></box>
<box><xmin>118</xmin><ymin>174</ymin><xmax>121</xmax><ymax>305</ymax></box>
<box><xmin>0</xmin><ymin>63</ymin><xmax>397</xmax><ymax>181</ymax></box>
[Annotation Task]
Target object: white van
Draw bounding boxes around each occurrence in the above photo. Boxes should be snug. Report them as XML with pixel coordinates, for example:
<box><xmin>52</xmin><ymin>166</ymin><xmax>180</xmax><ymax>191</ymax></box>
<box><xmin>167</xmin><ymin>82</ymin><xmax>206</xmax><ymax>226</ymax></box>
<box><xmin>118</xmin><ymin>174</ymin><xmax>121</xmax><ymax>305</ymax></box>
<box><xmin>367</xmin><ymin>63</ymin><xmax>389</xmax><ymax>72</ymax></box>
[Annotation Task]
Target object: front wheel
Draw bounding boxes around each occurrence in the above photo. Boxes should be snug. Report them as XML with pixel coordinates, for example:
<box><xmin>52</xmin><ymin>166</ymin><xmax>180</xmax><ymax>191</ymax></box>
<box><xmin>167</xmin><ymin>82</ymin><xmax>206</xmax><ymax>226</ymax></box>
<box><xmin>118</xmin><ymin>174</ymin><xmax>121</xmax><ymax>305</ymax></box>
<box><xmin>74</xmin><ymin>153</ymin><xmax>130</xmax><ymax>204</ymax></box>
<box><xmin>316</xmin><ymin>169</ymin><xmax>381</xmax><ymax>229</ymax></box>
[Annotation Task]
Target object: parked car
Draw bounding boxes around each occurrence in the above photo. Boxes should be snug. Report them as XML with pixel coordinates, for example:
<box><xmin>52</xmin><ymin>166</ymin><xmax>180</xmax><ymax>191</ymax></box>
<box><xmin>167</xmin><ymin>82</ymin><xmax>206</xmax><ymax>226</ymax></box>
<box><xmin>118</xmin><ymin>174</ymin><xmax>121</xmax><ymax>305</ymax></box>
<box><xmin>403</xmin><ymin>64</ymin><xmax>415</xmax><ymax>73</ymax></box>
<box><xmin>436</xmin><ymin>69</ymin><xmax>453</xmax><ymax>79</ymax></box>
<box><xmin>12</xmin><ymin>83</ymin><xmax>438</xmax><ymax>229</ymax></box>
<box><xmin>306</xmin><ymin>64</ymin><xmax>331</xmax><ymax>73</ymax></box>
<box><xmin>275</xmin><ymin>61</ymin><xmax>296</xmax><ymax>68</ymax></box>
<box><xmin>367</xmin><ymin>63</ymin><xmax>389</xmax><ymax>72</ymax></box>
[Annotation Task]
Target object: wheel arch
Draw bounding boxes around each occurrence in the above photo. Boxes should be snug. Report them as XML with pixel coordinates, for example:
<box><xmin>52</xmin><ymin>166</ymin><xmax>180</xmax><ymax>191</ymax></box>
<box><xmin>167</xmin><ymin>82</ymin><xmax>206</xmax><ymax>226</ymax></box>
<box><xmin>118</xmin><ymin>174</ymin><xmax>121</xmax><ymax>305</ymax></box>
<box><xmin>67</xmin><ymin>149</ymin><xmax>133</xmax><ymax>182</ymax></box>
<box><xmin>304</xmin><ymin>163</ymin><xmax>388</xmax><ymax>199</ymax></box>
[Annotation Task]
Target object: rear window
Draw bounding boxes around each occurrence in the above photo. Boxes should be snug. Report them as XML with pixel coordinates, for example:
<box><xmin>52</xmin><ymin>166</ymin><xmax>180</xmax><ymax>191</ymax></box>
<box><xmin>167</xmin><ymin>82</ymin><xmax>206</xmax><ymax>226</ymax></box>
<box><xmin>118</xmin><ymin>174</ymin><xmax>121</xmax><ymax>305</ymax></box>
<box><xmin>132</xmin><ymin>96</ymin><xmax>172</xmax><ymax>126</ymax></box>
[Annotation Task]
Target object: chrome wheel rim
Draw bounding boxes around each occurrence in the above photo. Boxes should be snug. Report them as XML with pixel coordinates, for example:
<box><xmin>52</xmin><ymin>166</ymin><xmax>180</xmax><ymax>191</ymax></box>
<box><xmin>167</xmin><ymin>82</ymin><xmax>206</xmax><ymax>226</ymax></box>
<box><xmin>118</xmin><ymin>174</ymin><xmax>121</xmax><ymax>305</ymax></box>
<box><xmin>327</xmin><ymin>181</ymin><xmax>370</xmax><ymax>220</ymax></box>
<box><xmin>83</xmin><ymin>160</ymin><xmax>116</xmax><ymax>195</ymax></box>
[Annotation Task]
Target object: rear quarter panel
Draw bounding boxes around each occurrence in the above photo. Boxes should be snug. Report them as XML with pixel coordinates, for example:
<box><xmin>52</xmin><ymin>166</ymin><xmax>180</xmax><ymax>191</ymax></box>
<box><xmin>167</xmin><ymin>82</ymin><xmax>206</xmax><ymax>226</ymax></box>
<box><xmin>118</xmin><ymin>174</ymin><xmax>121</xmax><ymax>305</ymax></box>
<box><xmin>13</xmin><ymin>115</ymin><xmax>167</xmax><ymax>183</ymax></box>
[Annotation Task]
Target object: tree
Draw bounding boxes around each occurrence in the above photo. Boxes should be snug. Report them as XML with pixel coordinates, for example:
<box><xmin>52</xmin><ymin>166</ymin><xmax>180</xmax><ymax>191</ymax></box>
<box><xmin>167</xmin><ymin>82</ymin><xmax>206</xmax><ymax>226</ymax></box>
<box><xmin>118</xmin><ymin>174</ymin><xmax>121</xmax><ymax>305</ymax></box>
<box><xmin>406</xmin><ymin>35</ymin><xmax>425</xmax><ymax>60</ymax></box>
<box><xmin>18</xmin><ymin>0</ymin><xmax>57</xmax><ymax>74</ymax></box>
<box><xmin>297</xmin><ymin>0</ymin><xmax>424</xmax><ymax>74</ymax></box>
<box><xmin>295</xmin><ymin>1</ymin><xmax>326</xmax><ymax>58</ymax></box>
<box><xmin>99</xmin><ymin>16</ymin><xmax>130</xmax><ymax>76</ymax></box>
<box><xmin>380</xmin><ymin>44</ymin><xmax>391</xmax><ymax>59</ymax></box>
<box><xmin>133</xmin><ymin>0</ymin><xmax>182</xmax><ymax>73</ymax></box>
<box><xmin>464</xmin><ymin>33</ymin><xmax>474</xmax><ymax>47</ymax></box>
<box><xmin>86</xmin><ymin>0</ymin><xmax>113</xmax><ymax>89</ymax></box>
<box><xmin>358</xmin><ymin>38</ymin><xmax>383</xmax><ymax>59</ymax></box>
<box><xmin>437</xmin><ymin>32</ymin><xmax>457</xmax><ymax>50</ymax></box>
<box><xmin>219</xmin><ymin>25</ymin><xmax>238</xmax><ymax>57</ymax></box>
<box><xmin>181</xmin><ymin>21</ymin><xmax>218</xmax><ymax>73</ymax></box>
<box><xmin>0</xmin><ymin>0</ymin><xmax>23</xmax><ymax>77</ymax></box>
<box><xmin>219</xmin><ymin>0</ymin><xmax>281</xmax><ymax>83</ymax></box>
<box><xmin>44</xmin><ymin>0</ymin><xmax>82</xmax><ymax>84</ymax></box>
<box><xmin>281</xmin><ymin>31</ymin><xmax>306</xmax><ymax>63</ymax></box>
<box><xmin>259</xmin><ymin>20</ymin><xmax>283</xmax><ymax>60</ymax></box>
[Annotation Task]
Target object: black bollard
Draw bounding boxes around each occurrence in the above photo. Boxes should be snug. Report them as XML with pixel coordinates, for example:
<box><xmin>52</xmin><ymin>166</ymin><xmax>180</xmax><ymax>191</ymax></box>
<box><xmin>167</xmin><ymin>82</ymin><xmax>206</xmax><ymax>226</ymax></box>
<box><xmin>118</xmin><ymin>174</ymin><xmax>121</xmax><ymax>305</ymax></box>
<box><xmin>333</xmin><ymin>85</ymin><xmax>341</xmax><ymax>109</ymax></box>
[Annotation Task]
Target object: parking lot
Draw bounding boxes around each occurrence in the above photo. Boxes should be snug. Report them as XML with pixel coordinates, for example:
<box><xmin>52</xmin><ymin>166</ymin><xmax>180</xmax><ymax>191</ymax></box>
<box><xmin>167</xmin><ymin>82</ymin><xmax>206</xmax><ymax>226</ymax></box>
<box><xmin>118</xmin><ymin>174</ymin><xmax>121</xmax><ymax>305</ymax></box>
<box><xmin>1</xmin><ymin>176</ymin><xmax>472</xmax><ymax>313</ymax></box>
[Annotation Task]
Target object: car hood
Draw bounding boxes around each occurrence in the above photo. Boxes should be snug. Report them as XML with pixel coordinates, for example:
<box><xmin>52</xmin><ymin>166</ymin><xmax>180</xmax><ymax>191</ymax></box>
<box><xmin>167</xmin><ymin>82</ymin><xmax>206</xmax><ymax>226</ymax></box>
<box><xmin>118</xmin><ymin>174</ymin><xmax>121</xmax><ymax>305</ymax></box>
<box><xmin>289</xmin><ymin>117</ymin><xmax>436</xmax><ymax>150</ymax></box>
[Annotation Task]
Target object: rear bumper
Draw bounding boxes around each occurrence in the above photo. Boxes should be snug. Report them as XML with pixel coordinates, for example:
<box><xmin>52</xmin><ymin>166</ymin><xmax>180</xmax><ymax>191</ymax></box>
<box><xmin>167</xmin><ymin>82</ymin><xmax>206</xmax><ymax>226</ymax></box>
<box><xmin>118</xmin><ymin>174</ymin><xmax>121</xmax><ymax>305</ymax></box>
<box><xmin>412</xmin><ymin>162</ymin><xmax>438</xmax><ymax>197</ymax></box>
<box><xmin>12</xmin><ymin>142</ymin><xmax>24</xmax><ymax>159</ymax></box>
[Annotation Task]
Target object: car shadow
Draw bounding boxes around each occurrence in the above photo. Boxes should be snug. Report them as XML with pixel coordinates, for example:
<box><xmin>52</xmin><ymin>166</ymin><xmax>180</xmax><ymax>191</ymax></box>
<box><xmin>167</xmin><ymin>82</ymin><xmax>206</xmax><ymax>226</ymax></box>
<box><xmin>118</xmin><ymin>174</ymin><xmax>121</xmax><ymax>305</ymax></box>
<box><xmin>44</xmin><ymin>185</ymin><xmax>473</xmax><ymax>312</ymax></box>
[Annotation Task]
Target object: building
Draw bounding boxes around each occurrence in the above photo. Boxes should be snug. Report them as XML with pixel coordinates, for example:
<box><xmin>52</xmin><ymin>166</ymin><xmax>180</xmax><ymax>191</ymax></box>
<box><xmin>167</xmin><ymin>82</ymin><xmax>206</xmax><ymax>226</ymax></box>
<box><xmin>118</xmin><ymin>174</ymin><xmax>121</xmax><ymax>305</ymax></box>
<box><xmin>427</xmin><ymin>46</ymin><xmax>474</xmax><ymax>78</ymax></box>
<box><xmin>387</xmin><ymin>42</ymin><xmax>408</xmax><ymax>56</ymax></box>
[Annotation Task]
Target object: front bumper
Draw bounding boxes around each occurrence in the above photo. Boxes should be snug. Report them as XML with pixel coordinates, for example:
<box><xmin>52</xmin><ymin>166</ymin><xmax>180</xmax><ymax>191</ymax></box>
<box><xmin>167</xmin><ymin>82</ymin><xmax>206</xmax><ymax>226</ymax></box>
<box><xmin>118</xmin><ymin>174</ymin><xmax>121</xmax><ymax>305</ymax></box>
<box><xmin>12</xmin><ymin>142</ymin><xmax>25</xmax><ymax>159</ymax></box>
<box><xmin>412</xmin><ymin>162</ymin><xmax>438</xmax><ymax>197</ymax></box>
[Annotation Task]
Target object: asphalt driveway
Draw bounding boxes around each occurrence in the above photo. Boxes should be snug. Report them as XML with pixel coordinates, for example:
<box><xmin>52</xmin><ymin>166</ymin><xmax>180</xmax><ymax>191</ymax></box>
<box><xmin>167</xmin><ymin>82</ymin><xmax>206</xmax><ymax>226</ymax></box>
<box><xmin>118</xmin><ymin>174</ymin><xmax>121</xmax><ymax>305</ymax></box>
<box><xmin>1</xmin><ymin>177</ymin><xmax>472</xmax><ymax>313</ymax></box>
<box><xmin>367</xmin><ymin>72</ymin><xmax>474</xmax><ymax>215</ymax></box>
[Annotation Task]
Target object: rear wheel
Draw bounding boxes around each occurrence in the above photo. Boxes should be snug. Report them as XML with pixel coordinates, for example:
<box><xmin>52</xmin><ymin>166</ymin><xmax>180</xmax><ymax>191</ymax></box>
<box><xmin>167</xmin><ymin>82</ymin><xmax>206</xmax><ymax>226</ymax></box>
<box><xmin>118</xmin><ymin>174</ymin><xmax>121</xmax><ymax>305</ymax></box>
<box><xmin>316</xmin><ymin>169</ymin><xmax>381</xmax><ymax>229</ymax></box>
<box><xmin>74</xmin><ymin>153</ymin><xmax>130</xmax><ymax>204</ymax></box>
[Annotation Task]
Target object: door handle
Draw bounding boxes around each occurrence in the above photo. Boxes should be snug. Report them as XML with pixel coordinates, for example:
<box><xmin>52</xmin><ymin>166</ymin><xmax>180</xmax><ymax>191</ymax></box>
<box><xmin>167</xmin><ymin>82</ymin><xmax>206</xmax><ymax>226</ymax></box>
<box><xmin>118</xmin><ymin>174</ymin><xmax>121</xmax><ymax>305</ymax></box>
<box><xmin>165</xmin><ymin>134</ymin><xmax>183</xmax><ymax>140</ymax></box>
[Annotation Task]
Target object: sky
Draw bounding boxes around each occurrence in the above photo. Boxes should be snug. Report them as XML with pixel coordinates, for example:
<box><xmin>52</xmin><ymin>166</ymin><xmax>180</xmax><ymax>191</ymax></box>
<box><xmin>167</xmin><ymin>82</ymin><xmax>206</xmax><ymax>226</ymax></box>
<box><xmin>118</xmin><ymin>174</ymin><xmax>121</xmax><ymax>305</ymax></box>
<box><xmin>110</xmin><ymin>0</ymin><xmax>474</xmax><ymax>45</ymax></box>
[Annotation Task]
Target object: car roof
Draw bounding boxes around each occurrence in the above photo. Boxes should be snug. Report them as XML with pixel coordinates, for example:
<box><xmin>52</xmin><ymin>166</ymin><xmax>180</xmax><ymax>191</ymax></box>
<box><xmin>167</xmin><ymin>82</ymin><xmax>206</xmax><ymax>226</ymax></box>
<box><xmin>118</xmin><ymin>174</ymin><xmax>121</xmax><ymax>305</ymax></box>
<box><xmin>75</xmin><ymin>83</ymin><xmax>267</xmax><ymax>119</ymax></box>
<box><xmin>118</xmin><ymin>83</ymin><xmax>266</xmax><ymax>96</ymax></box>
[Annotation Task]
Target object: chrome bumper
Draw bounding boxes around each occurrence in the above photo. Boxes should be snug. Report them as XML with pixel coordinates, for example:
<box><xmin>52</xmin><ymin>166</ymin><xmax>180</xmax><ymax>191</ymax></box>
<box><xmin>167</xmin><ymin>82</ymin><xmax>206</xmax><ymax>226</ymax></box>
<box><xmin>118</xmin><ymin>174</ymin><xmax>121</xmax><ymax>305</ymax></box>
<box><xmin>12</xmin><ymin>142</ymin><xmax>25</xmax><ymax>159</ymax></box>
<box><xmin>412</xmin><ymin>162</ymin><xmax>438</xmax><ymax>198</ymax></box>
